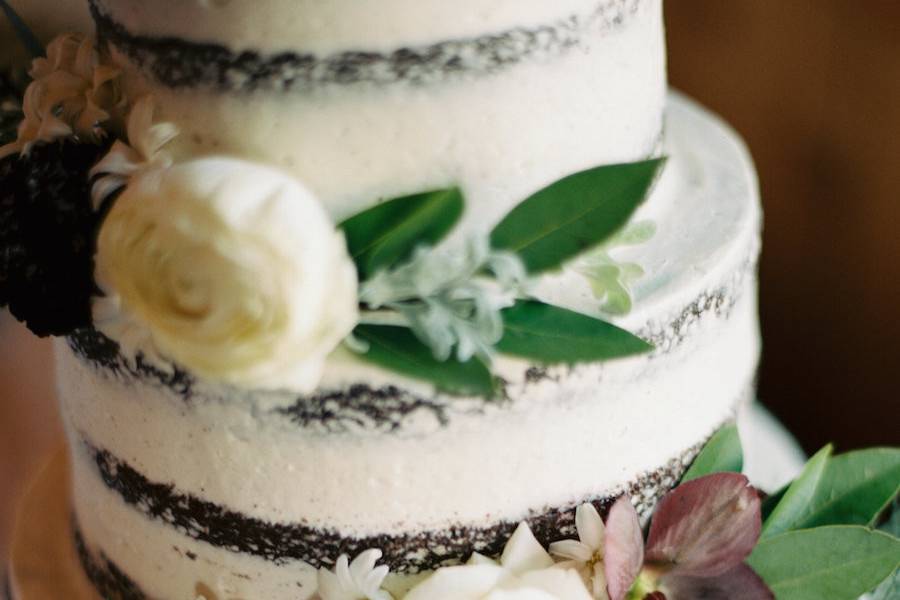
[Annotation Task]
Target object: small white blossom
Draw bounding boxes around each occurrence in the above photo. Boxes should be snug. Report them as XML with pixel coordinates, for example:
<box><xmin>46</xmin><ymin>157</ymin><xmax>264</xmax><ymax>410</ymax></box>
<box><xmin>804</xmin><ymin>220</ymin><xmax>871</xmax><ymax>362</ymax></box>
<box><xmin>550</xmin><ymin>504</ymin><xmax>609</xmax><ymax>600</ymax></box>
<box><xmin>90</xmin><ymin>95</ymin><xmax>178</xmax><ymax>208</ymax></box>
<box><xmin>316</xmin><ymin>549</ymin><xmax>393</xmax><ymax>600</ymax></box>
<box><xmin>0</xmin><ymin>33</ymin><xmax>121</xmax><ymax>159</ymax></box>
<box><xmin>360</xmin><ymin>235</ymin><xmax>527</xmax><ymax>362</ymax></box>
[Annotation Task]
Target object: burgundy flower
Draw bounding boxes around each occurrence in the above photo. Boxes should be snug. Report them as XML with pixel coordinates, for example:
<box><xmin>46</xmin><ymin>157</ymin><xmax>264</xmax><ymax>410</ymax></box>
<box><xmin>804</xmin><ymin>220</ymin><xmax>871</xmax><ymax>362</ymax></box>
<box><xmin>642</xmin><ymin>472</ymin><xmax>773</xmax><ymax>599</ymax></box>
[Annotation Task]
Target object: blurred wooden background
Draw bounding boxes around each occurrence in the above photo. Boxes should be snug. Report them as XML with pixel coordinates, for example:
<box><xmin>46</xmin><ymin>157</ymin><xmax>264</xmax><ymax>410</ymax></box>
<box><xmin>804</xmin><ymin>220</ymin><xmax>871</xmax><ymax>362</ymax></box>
<box><xmin>1</xmin><ymin>0</ymin><xmax>898</xmax><ymax>563</ymax></box>
<box><xmin>667</xmin><ymin>1</ymin><xmax>900</xmax><ymax>452</ymax></box>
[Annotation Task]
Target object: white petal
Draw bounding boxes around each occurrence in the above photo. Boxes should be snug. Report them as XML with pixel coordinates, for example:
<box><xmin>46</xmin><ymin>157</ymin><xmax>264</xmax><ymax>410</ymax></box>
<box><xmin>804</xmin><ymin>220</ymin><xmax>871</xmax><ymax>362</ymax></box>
<box><xmin>501</xmin><ymin>523</ymin><xmax>555</xmax><ymax>576</ymax></box>
<box><xmin>404</xmin><ymin>564</ymin><xmax>508</xmax><ymax>600</ymax></box>
<box><xmin>514</xmin><ymin>568</ymin><xmax>595</xmax><ymax>600</ymax></box>
<box><xmin>575</xmin><ymin>504</ymin><xmax>605</xmax><ymax>552</ymax></box>
<box><xmin>362</xmin><ymin>564</ymin><xmax>390</xmax><ymax>595</ymax></box>
<box><xmin>349</xmin><ymin>549</ymin><xmax>382</xmax><ymax>586</ymax></box>
<box><xmin>468</xmin><ymin>552</ymin><xmax>500</xmax><ymax>567</ymax></box>
<box><xmin>334</xmin><ymin>555</ymin><xmax>353</xmax><ymax>591</ymax></box>
<box><xmin>549</xmin><ymin>540</ymin><xmax>594</xmax><ymax>564</ymax></box>
<box><xmin>317</xmin><ymin>568</ymin><xmax>347</xmax><ymax>600</ymax></box>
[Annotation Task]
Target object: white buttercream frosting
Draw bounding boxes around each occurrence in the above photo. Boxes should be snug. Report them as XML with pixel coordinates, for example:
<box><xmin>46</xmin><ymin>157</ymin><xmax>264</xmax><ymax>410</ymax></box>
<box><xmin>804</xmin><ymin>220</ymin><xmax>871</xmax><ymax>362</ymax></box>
<box><xmin>101</xmin><ymin>0</ymin><xmax>666</xmax><ymax>230</ymax></box>
<box><xmin>58</xmin><ymin>94</ymin><xmax>765</xmax><ymax>599</ymax></box>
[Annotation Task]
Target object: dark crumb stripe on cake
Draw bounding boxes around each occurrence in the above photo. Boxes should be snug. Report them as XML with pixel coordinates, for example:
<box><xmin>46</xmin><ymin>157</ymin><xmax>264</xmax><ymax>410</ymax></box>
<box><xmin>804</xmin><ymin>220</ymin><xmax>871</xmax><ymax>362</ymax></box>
<box><xmin>65</xmin><ymin>256</ymin><xmax>752</xmax><ymax>432</ymax></box>
<box><xmin>74</xmin><ymin>526</ymin><xmax>148</xmax><ymax>600</ymax></box>
<box><xmin>84</xmin><ymin>432</ymin><xmax>711</xmax><ymax>573</ymax></box>
<box><xmin>276</xmin><ymin>384</ymin><xmax>453</xmax><ymax>433</ymax></box>
<box><xmin>90</xmin><ymin>0</ymin><xmax>642</xmax><ymax>92</ymax></box>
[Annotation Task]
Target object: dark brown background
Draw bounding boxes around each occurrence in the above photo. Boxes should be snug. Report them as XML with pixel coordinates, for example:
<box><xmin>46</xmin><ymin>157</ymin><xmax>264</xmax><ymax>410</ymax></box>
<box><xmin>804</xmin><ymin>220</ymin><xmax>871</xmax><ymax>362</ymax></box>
<box><xmin>1</xmin><ymin>0</ymin><xmax>898</xmax><ymax>562</ymax></box>
<box><xmin>667</xmin><ymin>1</ymin><xmax>900</xmax><ymax>452</ymax></box>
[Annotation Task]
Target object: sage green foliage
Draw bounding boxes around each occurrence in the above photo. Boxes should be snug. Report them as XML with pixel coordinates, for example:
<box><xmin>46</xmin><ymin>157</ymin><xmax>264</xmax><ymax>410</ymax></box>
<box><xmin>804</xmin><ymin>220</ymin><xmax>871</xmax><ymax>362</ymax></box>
<box><xmin>339</xmin><ymin>188</ymin><xmax>464</xmax><ymax>279</ymax></box>
<box><xmin>748</xmin><ymin>526</ymin><xmax>900</xmax><ymax>600</ymax></box>
<box><xmin>495</xmin><ymin>300</ymin><xmax>652</xmax><ymax>363</ymax></box>
<box><xmin>574</xmin><ymin>220</ymin><xmax>656</xmax><ymax>315</ymax></box>
<box><xmin>761</xmin><ymin>445</ymin><xmax>833</xmax><ymax>539</ymax></box>
<box><xmin>490</xmin><ymin>159</ymin><xmax>665</xmax><ymax>273</ymax></box>
<box><xmin>354</xmin><ymin>324</ymin><xmax>494</xmax><ymax>396</ymax></box>
<box><xmin>680</xmin><ymin>423</ymin><xmax>743</xmax><ymax>482</ymax></box>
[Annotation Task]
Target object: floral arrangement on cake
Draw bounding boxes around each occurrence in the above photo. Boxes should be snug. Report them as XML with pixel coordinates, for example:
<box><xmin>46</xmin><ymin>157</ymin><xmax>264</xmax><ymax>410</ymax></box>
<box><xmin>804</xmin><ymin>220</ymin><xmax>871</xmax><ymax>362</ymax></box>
<box><xmin>0</xmin><ymin>32</ymin><xmax>663</xmax><ymax>396</ymax></box>
<box><xmin>305</xmin><ymin>426</ymin><xmax>900</xmax><ymax>600</ymax></box>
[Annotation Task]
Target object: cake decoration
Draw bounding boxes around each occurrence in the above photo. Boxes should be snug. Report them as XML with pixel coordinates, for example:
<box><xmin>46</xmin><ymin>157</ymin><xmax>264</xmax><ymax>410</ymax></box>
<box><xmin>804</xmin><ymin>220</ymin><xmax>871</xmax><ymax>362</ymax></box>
<box><xmin>89</xmin><ymin>95</ymin><xmax>177</xmax><ymax>207</ymax></box>
<box><xmin>0</xmin><ymin>32</ymin><xmax>120</xmax><ymax>159</ymax></box>
<box><xmin>574</xmin><ymin>221</ymin><xmax>656</xmax><ymax>315</ymax></box>
<box><xmin>305</xmin><ymin>431</ymin><xmax>900</xmax><ymax>600</ymax></box>
<box><xmin>92</xmin><ymin>155</ymin><xmax>359</xmax><ymax>391</ymax></box>
<box><xmin>0</xmin><ymin>32</ymin><xmax>662</xmax><ymax>394</ymax></box>
<box><xmin>316</xmin><ymin>550</ymin><xmax>392</xmax><ymax>600</ymax></box>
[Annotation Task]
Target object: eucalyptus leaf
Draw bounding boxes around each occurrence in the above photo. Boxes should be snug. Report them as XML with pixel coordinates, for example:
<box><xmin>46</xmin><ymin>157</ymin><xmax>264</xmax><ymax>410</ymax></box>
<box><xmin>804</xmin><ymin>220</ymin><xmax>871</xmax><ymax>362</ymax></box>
<box><xmin>748</xmin><ymin>526</ymin><xmax>900</xmax><ymax>600</ymax></box>
<box><xmin>495</xmin><ymin>300</ymin><xmax>652</xmax><ymax>363</ymax></box>
<box><xmin>761</xmin><ymin>445</ymin><xmax>833</xmax><ymax>539</ymax></box>
<box><xmin>353</xmin><ymin>324</ymin><xmax>495</xmax><ymax>396</ymax></box>
<box><xmin>340</xmin><ymin>188</ymin><xmax>464</xmax><ymax>279</ymax></box>
<box><xmin>794</xmin><ymin>447</ymin><xmax>900</xmax><ymax>529</ymax></box>
<box><xmin>490</xmin><ymin>159</ymin><xmax>665</xmax><ymax>273</ymax></box>
<box><xmin>680</xmin><ymin>423</ymin><xmax>743</xmax><ymax>483</ymax></box>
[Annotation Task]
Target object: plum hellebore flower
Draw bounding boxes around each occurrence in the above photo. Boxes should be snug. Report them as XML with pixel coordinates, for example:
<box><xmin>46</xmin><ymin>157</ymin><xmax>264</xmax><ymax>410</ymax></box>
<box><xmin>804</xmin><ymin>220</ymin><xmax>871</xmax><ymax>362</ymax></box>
<box><xmin>560</xmin><ymin>472</ymin><xmax>774</xmax><ymax>600</ymax></box>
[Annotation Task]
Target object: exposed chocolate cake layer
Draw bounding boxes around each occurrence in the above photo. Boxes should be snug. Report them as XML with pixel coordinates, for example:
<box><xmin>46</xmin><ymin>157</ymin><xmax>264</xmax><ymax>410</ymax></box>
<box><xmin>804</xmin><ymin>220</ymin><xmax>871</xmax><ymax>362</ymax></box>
<box><xmin>74</xmin><ymin>526</ymin><xmax>148</xmax><ymax>600</ymax></box>
<box><xmin>90</xmin><ymin>0</ymin><xmax>642</xmax><ymax>92</ymax></box>
<box><xmin>84</xmin><ymin>433</ymin><xmax>711</xmax><ymax>574</ymax></box>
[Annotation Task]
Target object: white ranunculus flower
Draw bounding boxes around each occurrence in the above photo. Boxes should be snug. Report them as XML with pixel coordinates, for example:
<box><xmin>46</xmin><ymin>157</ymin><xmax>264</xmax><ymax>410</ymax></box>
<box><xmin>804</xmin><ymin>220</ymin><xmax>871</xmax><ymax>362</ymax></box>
<box><xmin>404</xmin><ymin>523</ymin><xmax>592</xmax><ymax>600</ymax></box>
<box><xmin>93</xmin><ymin>157</ymin><xmax>358</xmax><ymax>391</ymax></box>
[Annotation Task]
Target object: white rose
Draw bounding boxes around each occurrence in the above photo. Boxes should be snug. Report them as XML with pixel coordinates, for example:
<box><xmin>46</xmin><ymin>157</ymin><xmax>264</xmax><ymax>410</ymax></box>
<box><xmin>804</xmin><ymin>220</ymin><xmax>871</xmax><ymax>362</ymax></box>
<box><xmin>93</xmin><ymin>157</ymin><xmax>358</xmax><ymax>391</ymax></box>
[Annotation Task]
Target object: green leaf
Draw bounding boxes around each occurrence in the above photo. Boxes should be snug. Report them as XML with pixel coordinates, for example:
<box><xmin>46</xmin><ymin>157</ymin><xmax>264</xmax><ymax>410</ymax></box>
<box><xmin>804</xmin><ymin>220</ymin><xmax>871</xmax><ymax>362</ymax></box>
<box><xmin>748</xmin><ymin>526</ymin><xmax>900</xmax><ymax>600</ymax></box>
<box><xmin>353</xmin><ymin>325</ymin><xmax>495</xmax><ymax>396</ymax></box>
<box><xmin>680</xmin><ymin>423</ymin><xmax>743</xmax><ymax>483</ymax></box>
<box><xmin>870</xmin><ymin>567</ymin><xmax>899</xmax><ymax>600</ymax></box>
<box><xmin>794</xmin><ymin>448</ymin><xmax>900</xmax><ymax>529</ymax></box>
<box><xmin>340</xmin><ymin>188</ymin><xmax>464</xmax><ymax>279</ymax></box>
<box><xmin>761</xmin><ymin>445</ymin><xmax>833</xmax><ymax>539</ymax></box>
<box><xmin>761</xmin><ymin>485</ymin><xmax>788</xmax><ymax>522</ymax></box>
<box><xmin>495</xmin><ymin>300</ymin><xmax>652</xmax><ymax>363</ymax></box>
<box><xmin>490</xmin><ymin>159</ymin><xmax>665</xmax><ymax>273</ymax></box>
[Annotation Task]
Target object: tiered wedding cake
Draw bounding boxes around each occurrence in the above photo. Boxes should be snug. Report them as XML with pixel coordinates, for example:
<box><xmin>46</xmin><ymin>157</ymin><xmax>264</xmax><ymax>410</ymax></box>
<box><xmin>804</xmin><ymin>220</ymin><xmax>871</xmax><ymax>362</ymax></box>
<box><xmin>2</xmin><ymin>1</ymin><xmax>772</xmax><ymax>598</ymax></box>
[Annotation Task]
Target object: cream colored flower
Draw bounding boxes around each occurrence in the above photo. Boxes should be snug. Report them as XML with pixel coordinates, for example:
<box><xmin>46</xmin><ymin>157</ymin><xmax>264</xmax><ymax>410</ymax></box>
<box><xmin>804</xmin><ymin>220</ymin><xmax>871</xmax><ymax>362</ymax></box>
<box><xmin>316</xmin><ymin>549</ymin><xmax>393</xmax><ymax>600</ymax></box>
<box><xmin>404</xmin><ymin>523</ymin><xmax>592</xmax><ymax>600</ymax></box>
<box><xmin>93</xmin><ymin>157</ymin><xmax>358</xmax><ymax>391</ymax></box>
<box><xmin>90</xmin><ymin>96</ymin><xmax>178</xmax><ymax>208</ymax></box>
<box><xmin>550</xmin><ymin>504</ymin><xmax>609</xmax><ymax>600</ymax></box>
<box><xmin>0</xmin><ymin>33</ymin><xmax>120</xmax><ymax>158</ymax></box>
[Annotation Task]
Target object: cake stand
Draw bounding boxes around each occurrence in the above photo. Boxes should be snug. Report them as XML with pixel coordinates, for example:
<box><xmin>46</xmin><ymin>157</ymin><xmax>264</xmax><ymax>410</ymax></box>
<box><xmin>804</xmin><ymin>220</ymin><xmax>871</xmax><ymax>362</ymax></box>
<box><xmin>4</xmin><ymin>446</ymin><xmax>98</xmax><ymax>600</ymax></box>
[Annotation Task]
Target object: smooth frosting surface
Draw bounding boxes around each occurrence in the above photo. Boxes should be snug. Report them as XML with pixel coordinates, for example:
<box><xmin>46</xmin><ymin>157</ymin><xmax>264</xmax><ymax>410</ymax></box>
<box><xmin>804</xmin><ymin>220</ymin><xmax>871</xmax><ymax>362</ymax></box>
<box><xmin>58</xmin><ymin>93</ymin><xmax>764</xmax><ymax>599</ymax></box>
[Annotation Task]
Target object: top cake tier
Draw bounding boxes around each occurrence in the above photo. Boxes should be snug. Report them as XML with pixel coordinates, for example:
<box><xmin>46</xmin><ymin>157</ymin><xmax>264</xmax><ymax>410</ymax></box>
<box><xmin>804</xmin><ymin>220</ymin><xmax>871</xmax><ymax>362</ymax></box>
<box><xmin>91</xmin><ymin>0</ymin><xmax>666</xmax><ymax>226</ymax></box>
